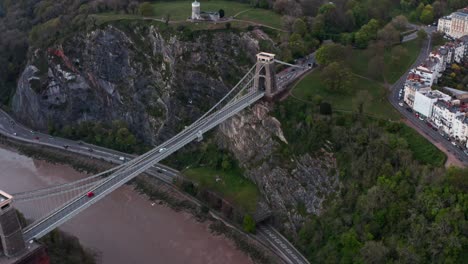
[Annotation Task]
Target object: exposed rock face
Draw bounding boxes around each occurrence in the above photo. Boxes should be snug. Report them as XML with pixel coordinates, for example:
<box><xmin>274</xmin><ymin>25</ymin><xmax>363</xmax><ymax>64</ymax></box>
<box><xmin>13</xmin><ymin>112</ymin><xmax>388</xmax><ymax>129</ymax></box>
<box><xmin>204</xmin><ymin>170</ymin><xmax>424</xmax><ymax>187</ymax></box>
<box><xmin>217</xmin><ymin>102</ymin><xmax>339</xmax><ymax>235</ymax></box>
<box><xmin>12</xmin><ymin>25</ymin><xmax>263</xmax><ymax>144</ymax></box>
<box><xmin>12</xmin><ymin>23</ymin><xmax>338</xmax><ymax>235</ymax></box>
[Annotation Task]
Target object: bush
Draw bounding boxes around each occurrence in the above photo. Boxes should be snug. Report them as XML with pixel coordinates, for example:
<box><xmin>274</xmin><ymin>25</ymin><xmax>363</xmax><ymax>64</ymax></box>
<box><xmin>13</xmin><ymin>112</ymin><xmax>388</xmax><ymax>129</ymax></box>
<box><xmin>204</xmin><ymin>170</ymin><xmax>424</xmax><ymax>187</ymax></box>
<box><xmin>139</xmin><ymin>2</ymin><xmax>154</xmax><ymax>17</ymax></box>
<box><xmin>320</xmin><ymin>102</ymin><xmax>332</xmax><ymax>115</ymax></box>
<box><xmin>242</xmin><ymin>214</ymin><xmax>256</xmax><ymax>233</ymax></box>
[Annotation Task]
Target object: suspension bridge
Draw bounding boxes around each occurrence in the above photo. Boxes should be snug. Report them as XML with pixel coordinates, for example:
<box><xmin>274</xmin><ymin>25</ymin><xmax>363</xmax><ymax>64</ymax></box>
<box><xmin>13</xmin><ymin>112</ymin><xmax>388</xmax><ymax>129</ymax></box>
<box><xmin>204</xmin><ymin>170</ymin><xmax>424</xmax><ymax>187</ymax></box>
<box><xmin>0</xmin><ymin>52</ymin><xmax>310</xmax><ymax>260</ymax></box>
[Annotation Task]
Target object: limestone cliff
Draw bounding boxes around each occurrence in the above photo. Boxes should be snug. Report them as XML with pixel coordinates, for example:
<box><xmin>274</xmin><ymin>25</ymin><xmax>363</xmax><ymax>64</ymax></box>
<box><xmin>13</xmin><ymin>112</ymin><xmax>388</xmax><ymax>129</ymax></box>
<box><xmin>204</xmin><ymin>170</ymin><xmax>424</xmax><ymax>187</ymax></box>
<box><xmin>12</xmin><ymin>24</ymin><xmax>264</xmax><ymax>144</ymax></box>
<box><xmin>12</xmin><ymin>23</ymin><xmax>338</xmax><ymax>235</ymax></box>
<box><xmin>217</xmin><ymin>102</ymin><xmax>339</xmax><ymax>235</ymax></box>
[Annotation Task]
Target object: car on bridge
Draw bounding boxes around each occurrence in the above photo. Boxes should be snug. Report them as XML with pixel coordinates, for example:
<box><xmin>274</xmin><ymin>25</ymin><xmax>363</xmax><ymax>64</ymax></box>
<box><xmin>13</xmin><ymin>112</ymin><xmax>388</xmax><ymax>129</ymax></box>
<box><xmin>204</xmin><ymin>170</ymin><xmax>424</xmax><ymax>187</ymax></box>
<box><xmin>159</xmin><ymin>148</ymin><xmax>167</xmax><ymax>153</ymax></box>
<box><xmin>86</xmin><ymin>192</ymin><xmax>95</xmax><ymax>198</ymax></box>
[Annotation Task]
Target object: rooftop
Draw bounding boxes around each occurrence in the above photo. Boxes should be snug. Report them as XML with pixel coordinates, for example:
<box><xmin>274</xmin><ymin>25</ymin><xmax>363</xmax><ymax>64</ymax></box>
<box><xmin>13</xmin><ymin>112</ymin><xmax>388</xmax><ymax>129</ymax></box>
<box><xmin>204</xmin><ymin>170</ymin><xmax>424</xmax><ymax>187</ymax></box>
<box><xmin>455</xmin><ymin>114</ymin><xmax>468</xmax><ymax>125</ymax></box>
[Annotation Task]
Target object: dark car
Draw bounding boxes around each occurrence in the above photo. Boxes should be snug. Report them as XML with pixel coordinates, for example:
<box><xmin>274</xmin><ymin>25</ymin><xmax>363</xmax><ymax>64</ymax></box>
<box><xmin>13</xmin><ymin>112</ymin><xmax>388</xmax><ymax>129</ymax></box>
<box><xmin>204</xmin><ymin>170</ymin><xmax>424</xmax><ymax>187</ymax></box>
<box><xmin>63</xmin><ymin>145</ymin><xmax>69</xmax><ymax>149</ymax></box>
<box><xmin>88</xmin><ymin>148</ymin><xmax>93</xmax><ymax>152</ymax></box>
<box><xmin>34</xmin><ymin>136</ymin><xmax>39</xmax><ymax>140</ymax></box>
<box><xmin>406</xmin><ymin>107</ymin><xmax>413</xmax><ymax>113</ymax></box>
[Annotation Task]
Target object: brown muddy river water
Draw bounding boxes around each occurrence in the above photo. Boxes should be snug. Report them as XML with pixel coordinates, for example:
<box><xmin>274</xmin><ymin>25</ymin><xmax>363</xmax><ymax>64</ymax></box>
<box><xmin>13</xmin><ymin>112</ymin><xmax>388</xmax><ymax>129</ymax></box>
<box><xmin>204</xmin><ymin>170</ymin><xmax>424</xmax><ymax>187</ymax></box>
<box><xmin>0</xmin><ymin>147</ymin><xmax>252</xmax><ymax>264</ymax></box>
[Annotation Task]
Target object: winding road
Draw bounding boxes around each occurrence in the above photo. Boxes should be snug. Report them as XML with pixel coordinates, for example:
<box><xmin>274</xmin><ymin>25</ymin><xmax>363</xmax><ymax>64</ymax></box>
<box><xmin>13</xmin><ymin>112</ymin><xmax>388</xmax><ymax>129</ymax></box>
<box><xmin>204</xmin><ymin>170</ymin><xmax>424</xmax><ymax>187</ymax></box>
<box><xmin>388</xmin><ymin>26</ymin><xmax>468</xmax><ymax>166</ymax></box>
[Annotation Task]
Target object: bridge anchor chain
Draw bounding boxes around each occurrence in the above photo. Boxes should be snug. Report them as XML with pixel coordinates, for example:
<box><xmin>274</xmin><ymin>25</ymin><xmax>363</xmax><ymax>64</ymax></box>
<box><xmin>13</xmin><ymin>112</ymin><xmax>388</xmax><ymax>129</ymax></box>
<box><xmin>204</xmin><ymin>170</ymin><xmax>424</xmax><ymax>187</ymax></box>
<box><xmin>196</xmin><ymin>130</ymin><xmax>203</xmax><ymax>142</ymax></box>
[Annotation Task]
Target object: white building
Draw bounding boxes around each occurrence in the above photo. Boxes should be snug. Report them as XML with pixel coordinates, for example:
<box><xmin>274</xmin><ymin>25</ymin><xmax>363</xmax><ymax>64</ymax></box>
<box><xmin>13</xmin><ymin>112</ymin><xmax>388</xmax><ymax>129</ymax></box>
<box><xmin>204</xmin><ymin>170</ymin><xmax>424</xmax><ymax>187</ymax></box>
<box><xmin>191</xmin><ymin>0</ymin><xmax>200</xmax><ymax>20</ymax></box>
<box><xmin>431</xmin><ymin>100</ymin><xmax>460</xmax><ymax>134</ymax></box>
<box><xmin>404</xmin><ymin>72</ymin><xmax>432</xmax><ymax>107</ymax></box>
<box><xmin>452</xmin><ymin>115</ymin><xmax>468</xmax><ymax>142</ymax></box>
<box><xmin>437</xmin><ymin>8</ymin><xmax>468</xmax><ymax>39</ymax></box>
<box><xmin>438</xmin><ymin>15</ymin><xmax>452</xmax><ymax>34</ymax></box>
<box><xmin>413</xmin><ymin>90</ymin><xmax>451</xmax><ymax>118</ymax></box>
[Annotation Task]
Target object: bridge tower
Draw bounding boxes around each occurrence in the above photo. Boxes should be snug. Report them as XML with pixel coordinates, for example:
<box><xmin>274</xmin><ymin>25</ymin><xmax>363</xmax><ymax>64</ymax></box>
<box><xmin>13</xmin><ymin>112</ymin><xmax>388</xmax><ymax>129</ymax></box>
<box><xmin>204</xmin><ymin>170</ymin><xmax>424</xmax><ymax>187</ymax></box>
<box><xmin>0</xmin><ymin>191</ymin><xmax>25</xmax><ymax>258</ymax></box>
<box><xmin>254</xmin><ymin>52</ymin><xmax>277</xmax><ymax>99</ymax></box>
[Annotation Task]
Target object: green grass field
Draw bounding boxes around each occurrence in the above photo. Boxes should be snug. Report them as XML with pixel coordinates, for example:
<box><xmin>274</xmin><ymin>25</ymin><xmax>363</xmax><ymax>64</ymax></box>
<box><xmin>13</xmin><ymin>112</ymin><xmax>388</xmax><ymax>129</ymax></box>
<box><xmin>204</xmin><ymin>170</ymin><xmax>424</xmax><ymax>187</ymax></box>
<box><xmin>151</xmin><ymin>0</ymin><xmax>282</xmax><ymax>29</ymax></box>
<box><xmin>183</xmin><ymin>167</ymin><xmax>259</xmax><ymax>213</ymax></box>
<box><xmin>346</xmin><ymin>40</ymin><xmax>421</xmax><ymax>83</ymax></box>
<box><xmin>92</xmin><ymin>1</ymin><xmax>283</xmax><ymax>30</ymax></box>
<box><xmin>399</xmin><ymin>125</ymin><xmax>447</xmax><ymax>166</ymax></box>
<box><xmin>235</xmin><ymin>8</ymin><xmax>283</xmax><ymax>29</ymax></box>
<box><xmin>291</xmin><ymin>70</ymin><xmax>399</xmax><ymax>119</ymax></box>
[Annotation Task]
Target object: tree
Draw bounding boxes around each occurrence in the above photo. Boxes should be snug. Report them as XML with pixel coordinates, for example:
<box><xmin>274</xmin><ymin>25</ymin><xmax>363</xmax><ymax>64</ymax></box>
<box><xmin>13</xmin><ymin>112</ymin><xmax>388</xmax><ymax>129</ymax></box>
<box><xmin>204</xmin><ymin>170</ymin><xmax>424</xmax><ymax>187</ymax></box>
<box><xmin>243</xmin><ymin>215</ymin><xmax>256</xmax><ymax>233</ymax></box>
<box><xmin>164</xmin><ymin>14</ymin><xmax>170</xmax><ymax>25</ymax></box>
<box><xmin>355</xmin><ymin>19</ymin><xmax>379</xmax><ymax>48</ymax></box>
<box><xmin>218</xmin><ymin>9</ymin><xmax>224</xmax><ymax>18</ymax></box>
<box><xmin>377</xmin><ymin>24</ymin><xmax>401</xmax><ymax>47</ymax></box>
<box><xmin>293</xmin><ymin>18</ymin><xmax>307</xmax><ymax>36</ymax></box>
<box><xmin>139</xmin><ymin>2</ymin><xmax>154</xmax><ymax>17</ymax></box>
<box><xmin>391</xmin><ymin>15</ymin><xmax>409</xmax><ymax>31</ymax></box>
<box><xmin>353</xmin><ymin>90</ymin><xmax>373</xmax><ymax>114</ymax></box>
<box><xmin>431</xmin><ymin>31</ymin><xmax>445</xmax><ymax>46</ymax></box>
<box><xmin>360</xmin><ymin>241</ymin><xmax>389</xmax><ymax>264</ymax></box>
<box><xmin>420</xmin><ymin>5</ymin><xmax>434</xmax><ymax>24</ymax></box>
<box><xmin>315</xmin><ymin>43</ymin><xmax>346</xmax><ymax>65</ymax></box>
<box><xmin>320</xmin><ymin>62</ymin><xmax>352</xmax><ymax>92</ymax></box>
<box><xmin>367</xmin><ymin>55</ymin><xmax>385</xmax><ymax>80</ymax></box>
<box><xmin>417</xmin><ymin>29</ymin><xmax>428</xmax><ymax>43</ymax></box>
<box><xmin>391</xmin><ymin>46</ymin><xmax>408</xmax><ymax>66</ymax></box>
<box><xmin>320</xmin><ymin>102</ymin><xmax>332</xmax><ymax>115</ymax></box>
<box><xmin>288</xmin><ymin>33</ymin><xmax>306</xmax><ymax>57</ymax></box>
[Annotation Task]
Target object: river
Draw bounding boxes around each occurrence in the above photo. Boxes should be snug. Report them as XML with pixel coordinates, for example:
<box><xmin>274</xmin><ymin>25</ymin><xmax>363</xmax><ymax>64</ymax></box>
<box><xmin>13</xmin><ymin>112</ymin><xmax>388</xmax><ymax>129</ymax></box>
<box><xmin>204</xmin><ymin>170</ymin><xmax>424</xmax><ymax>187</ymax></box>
<box><xmin>0</xmin><ymin>147</ymin><xmax>252</xmax><ymax>264</ymax></box>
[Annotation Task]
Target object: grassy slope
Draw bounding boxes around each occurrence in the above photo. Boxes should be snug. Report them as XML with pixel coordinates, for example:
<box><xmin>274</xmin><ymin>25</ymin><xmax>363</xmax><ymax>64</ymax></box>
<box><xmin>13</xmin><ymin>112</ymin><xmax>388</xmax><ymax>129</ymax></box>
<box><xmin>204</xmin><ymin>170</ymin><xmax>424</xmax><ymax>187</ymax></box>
<box><xmin>291</xmin><ymin>71</ymin><xmax>399</xmax><ymax>120</ymax></box>
<box><xmin>291</xmin><ymin>39</ymin><xmax>446</xmax><ymax>164</ymax></box>
<box><xmin>183</xmin><ymin>167</ymin><xmax>259</xmax><ymax>213</ymax></box>
<box><xmin>235</xmin><ymin>8</ymin><xmax>283</xmax><ymax>29</ymax></box>
<box><xmin>347</xmin><ymin>40</ymin><xmax>421</xmax><ymax>83</ymax></box>
<box><xmin>399</xmin><ymin>125</ymin><xmax>447</xmax><ymax>166</ymax></box>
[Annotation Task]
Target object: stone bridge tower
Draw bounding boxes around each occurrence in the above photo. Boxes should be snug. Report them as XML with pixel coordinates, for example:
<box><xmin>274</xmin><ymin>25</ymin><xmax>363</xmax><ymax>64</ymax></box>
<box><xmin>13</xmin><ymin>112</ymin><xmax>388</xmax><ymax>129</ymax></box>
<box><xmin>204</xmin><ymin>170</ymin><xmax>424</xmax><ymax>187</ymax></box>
<box><xmin>0</xmin><ymin>191</ymin><xmax>25</xmax><ymax>258</ymax></box>
<box><xmin>254</xmin><ymin>52</ymin><xmax>277</xmax><ymax>99</ymax></box>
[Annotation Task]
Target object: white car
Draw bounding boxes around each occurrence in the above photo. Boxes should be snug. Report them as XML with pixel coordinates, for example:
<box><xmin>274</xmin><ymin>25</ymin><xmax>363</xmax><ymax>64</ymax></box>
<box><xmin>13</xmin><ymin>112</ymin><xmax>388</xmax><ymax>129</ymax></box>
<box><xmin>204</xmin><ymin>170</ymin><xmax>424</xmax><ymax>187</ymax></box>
<box><xmin>119</xmin><ymin>156</ymin><xmax>125</xmax><ymax>161</ymax></box>
<box><xmin>451</xmin><ymin>141</ymin><xmax>457</xmax><ymax>146</ymax></box>
<box><xmin>398</xmin><ymin>102</ymin><xmax>404</xmax><ymax>107</ymax></box>
<box><xmin>13</xmin><ymin>132</ymin><xmax>17</xmax><ymax>136</ymax></box>
<box><xmin>159</xmin><ymin>148</ymin><xmax>167</xmax><ymax>153</ymax></box>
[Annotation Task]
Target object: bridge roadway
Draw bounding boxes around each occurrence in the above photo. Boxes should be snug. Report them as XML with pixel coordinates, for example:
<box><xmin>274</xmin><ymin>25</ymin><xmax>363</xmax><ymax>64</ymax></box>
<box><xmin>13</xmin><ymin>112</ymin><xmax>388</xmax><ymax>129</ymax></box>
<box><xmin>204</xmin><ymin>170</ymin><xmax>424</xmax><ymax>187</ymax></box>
<box><xmin>22</xmin><ymin>91</ymin><xmax>264</xmax><ymax>241</ymax></box>
<box><xmin>0</xmin><ymin>94</ymin><xmax>310</xmax><ymax>264</ymax></box>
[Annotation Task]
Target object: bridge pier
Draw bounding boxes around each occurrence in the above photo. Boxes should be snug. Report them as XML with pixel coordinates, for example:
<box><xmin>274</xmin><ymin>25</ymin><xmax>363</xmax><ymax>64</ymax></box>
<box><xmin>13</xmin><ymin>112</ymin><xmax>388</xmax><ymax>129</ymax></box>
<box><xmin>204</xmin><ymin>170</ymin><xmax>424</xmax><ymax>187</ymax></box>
<box><xmin>0</xmin><ymin>191</ymin><xmax>25</xmax><ymax>258</ymax></box>
<box><xmin>0</xmin><ymin>191</ymin><xmax>48</xmax><ymax>264</ymax></box>
<box><xmin>254</xmin><ymin>52</ymin><xmax>277</xmax><ymax>99</ymax></box>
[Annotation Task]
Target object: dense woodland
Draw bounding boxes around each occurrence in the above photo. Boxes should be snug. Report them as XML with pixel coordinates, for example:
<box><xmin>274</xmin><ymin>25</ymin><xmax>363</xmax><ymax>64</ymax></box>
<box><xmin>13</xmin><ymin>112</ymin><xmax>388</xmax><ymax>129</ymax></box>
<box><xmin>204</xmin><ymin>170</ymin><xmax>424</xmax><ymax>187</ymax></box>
<box><xmin>275</xmin><ymin>100</ymin><xmax>467</xmax><ymax>263</ymax></box>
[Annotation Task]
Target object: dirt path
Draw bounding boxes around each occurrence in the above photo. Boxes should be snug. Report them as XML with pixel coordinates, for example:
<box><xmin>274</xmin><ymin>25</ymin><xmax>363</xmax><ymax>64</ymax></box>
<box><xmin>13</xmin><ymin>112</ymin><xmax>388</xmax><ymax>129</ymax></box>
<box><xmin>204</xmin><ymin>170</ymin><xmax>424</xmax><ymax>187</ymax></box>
<box><xmin>403</xmin><ymin>119</ymin><xmax>465</xmax><ymax>168</ymax></box>
<box><xmin>233</xmin><ymin>8</ymin><xmax>252</xmax><ymax>18</ymax></box>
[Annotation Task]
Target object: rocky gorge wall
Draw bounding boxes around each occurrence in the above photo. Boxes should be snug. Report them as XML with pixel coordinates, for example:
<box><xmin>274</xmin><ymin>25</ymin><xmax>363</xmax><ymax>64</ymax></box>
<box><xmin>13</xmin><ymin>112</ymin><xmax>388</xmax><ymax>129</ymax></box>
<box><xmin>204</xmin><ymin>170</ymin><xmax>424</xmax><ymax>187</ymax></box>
<box><xmin>11</xmin><ymin>22</ymin><xmax>339</xmax><ymax>236</ymax></box>
<box><xmin>217</xmin><ymin>102</ymin><xmax>339</xmax><ymax>236</ymax></box>
<box><xmin>12</xmin><ymin>24</ymin><xmax>262</xmax><ymax>144</ymax></box>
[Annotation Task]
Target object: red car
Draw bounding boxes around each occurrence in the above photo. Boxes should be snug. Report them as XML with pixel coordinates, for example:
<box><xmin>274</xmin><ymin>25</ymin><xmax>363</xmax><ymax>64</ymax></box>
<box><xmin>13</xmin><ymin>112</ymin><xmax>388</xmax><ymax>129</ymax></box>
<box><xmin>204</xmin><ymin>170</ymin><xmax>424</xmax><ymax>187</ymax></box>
<box><xmin>86</xmin><ymin>192</ymin><xmax>95</xmax><ymax>198</ymax></box>
<box><xmin>34</xmin><ymin>136</ymin><xmax>39</xmax><ymax>140</ymax></box>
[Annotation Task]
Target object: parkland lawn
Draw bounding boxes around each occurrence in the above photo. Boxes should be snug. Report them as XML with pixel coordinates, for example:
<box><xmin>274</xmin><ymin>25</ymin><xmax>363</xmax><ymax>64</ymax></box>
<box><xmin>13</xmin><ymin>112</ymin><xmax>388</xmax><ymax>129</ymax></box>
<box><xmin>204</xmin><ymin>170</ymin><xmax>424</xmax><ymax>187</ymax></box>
<box><xmin>183</xmin><ymin>167</ymin><xmax>259</xmax><ymax>213</ymax></box>
<box><xmin>346</xmin><ymin>40</ymin><xmax>421</xmax><ymax>83</ymax></box>
<box><xmin>93</xmin><ymin>1</ymin><xmax>283</xmax><ymax>30</ymax></box>
<box><xmin>291</xmin><ymin>70</ymin><xmax>400</xmax><ymax>120</ymax></box>
<box><xmin>291</xmin><ymin>39</ymin><xmax>446</xmax><ymax>164</ymax></box>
